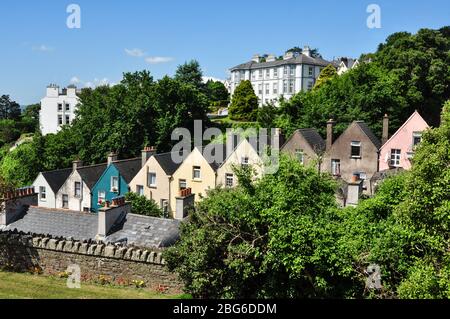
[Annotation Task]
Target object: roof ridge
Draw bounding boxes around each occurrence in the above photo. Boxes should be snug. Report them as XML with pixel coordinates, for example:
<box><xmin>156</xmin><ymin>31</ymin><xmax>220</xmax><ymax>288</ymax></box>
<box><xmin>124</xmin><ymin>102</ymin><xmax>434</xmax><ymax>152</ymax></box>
<box><xmin>42</xmin><ymin>167</ymin><xmax>72</xmax><ymax>174</ymax></box>
<box><xmin>78</xmin><ymin>162</ymin><xmax>107</xmax><ymax>170</ymax></box>
<box><xmin>112</xmin><ymin>157</ymin><xmax>141</xmax><ymax>164</ymax></box>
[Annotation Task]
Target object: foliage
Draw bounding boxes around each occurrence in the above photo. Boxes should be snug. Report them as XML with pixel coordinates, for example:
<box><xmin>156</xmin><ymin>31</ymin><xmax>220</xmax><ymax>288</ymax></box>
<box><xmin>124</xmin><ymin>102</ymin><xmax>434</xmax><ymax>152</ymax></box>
<box><xmin>205</xmin><ymin>80</ymin><xmax>229</xmax><ymax>106</ymax></box>
<box><xmin>314</xmin><ymin>64</ymin><xmax>337</xmax><ymax>89</ymax></box>
<box><xmin>174</xmin><ymin>60</ymin><xmax>205</xmax><ymax>90</ymax></box>
<box><xmin>125</xmin><ymin>192</ymin><xmax>163</xmax><ymax>218</ymax></box>
<box><xmin>257</xmin><ymin>103</ymin><xmax>278</xmax><ymax>129</ymax></box>
<box><xmin>228</xmin><ymin>80</ymin><xmax>258</xmax><ymax>122</ymax></box>
<box><xmin>165</xmin><ymin>155</ymin><xmax>366</xmax><ymax>298</ymax></box>
<box><xmin>0</xmin><ymin>95</ymin><xmax>21</xmax><ymax>120</ymax></box>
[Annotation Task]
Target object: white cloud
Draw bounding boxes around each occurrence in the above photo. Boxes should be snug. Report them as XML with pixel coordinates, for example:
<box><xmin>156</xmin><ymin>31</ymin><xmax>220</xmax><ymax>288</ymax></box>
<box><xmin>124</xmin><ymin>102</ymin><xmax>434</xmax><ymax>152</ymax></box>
<box><xmin>125</xmin><ymin>48</ymin><xmax>146</xmax><ymax>57</ymax></box>
<box><xmin>70</xmin><ymin>76</ymin><xmax>80</xmax><ymax>84</ymax></box>
<box><xmin>32</xmin><ymin>44</ymin><xmax>54</xmax><ymax>52</ymax></box>
<box><xmin>70</xmin><ymin>77</ymin><xmax>112</xmax><ymax>89</ymax></box>
<box><xmin>145</xmin><ymin>56</ymin><xmax>174</xmax><ymax>64</ymax></box>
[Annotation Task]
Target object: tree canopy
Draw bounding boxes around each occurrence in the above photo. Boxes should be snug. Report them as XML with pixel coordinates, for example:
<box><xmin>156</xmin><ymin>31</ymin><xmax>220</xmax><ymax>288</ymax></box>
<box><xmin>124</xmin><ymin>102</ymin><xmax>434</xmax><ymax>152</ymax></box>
<box><xmin>228</xmin><ymin>80</ymin><xmax>258</xmax><ymax>122</ymax></box>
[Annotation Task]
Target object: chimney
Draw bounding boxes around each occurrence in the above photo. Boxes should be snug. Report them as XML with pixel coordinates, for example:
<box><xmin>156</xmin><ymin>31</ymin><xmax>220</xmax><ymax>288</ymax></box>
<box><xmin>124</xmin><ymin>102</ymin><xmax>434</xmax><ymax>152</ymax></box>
<box><xmin>72</xmin><ymin>159</ymin><xmax>83</xmax><ymax>171</ymax></box>
<box><xmin>142</xmin><ymin>146</ymin><xmax>156</xmax><ymax>167</ymax></box>
<box><xmin>175</xmin><ymin>188</ymin><xmax>195</xmax><ymax>220</ymax></box>
<box><xmin>266</xmin><ymin>54</ymin><xmax>276</xmax><ymax>62</ymax></box>
<box><xmin>284</xmin><ymin>51</ymin><xmax>294</xmax><ymax>60</ymax></box>
<box><xmin>382</xmin><ymin>114</ymin><xmax>389</xmax><ymax>145</ymax></box>
<box><xmin>303</xmin><ymin>46</ymin><xmax>312</xmax><ymax>57</ymax></box>
<box><xmin>326</xmin><ymin>119</ymin><xmax>335</xmax><ymax>151</ymax></box>
<box><xmin>107</xmin><ymin>152</ymin><xmax>118</xmax><ymax>166</ymax></box>
<box><xmin>252</xmin><ymin>54</ymin><xmax>260</xmax><ymax>63</ymax></box>
<box><xmin>97</xmin><ymin>196</ymin><xmax>130</xmax><ymax>241</ymax></box>
<box><xmin>46</xmin><ymin>84</ymin><xmax>59</xmax><ymax>98</ymax></box>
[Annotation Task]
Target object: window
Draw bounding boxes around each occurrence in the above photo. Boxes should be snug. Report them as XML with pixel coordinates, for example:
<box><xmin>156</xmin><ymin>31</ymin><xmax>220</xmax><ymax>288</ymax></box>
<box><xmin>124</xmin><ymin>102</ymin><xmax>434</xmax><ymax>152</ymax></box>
<box><xmin>295</xmin><ymin>149</ymin><xmax>304</xmax><ymax>164</ymax></box>
<box><xmin>265</xmin><ymin>83</ymin><xmax>270</xmax><ymax>95</ymax></box>
<box><xmin>62</xmin><ymin>194</ymin><xmax>69</xmax><ymax>209</ymax></box>
<box><xmin>74</xmin><ymin>182</ymin><xmax>81</xmax><ymax>198</ymax></box>
<box><xmin>136</xmin><ymin>185</ymin><xmax>144</xmax><ymax>196</ymax></box>
<box><xmin>273</xmin><ymin>82</ymin><xmax>278</xmax><ymax>94</ymax></box>
<box><xmin>390</xmin><ymin>149</ymin><xmax>401</xmax><ymax>167</ymax></box>
<box><xmin>39</xmin><ymin>186</ymin><xmax>46</xmax><ymax>201</ymax></box>
<box><xmin>266</xmin><ymin>69</ymin><xmax>270</xmax><ymax>78</ymax></box>
<box><xmin>413</xmin><ymin>132</ymin><xmax>422</xmax><ymax>147</ymax></box>
<box><xmin>161</xmin><ymin>199</ymin><xmax>169</xmax><ymax>216</ymax></box>
<box><xmin>283</xmin><ymin>80</ymin><xmax>288</xmax><ymax>93</ymax></box>
<box><xmin>290</xmin><ymin>65</ymin><xmax>295</xmax><ymax>76</ymax></box>
<box><xmin>225</xmin><ymin>173</ymin><xmax>234</xmax><ymax>187</ymax></box>
<box><xmin>307</xmin><ymin>81</ymin><xmax>314</xmax><ymax>91</ymax></box>
<box><xmin>284</xmin><ymin>66</ymin><xmax>288</xmax><ymax>76</ymax></box>
<box><xmin>251</xmin><ymin>71</ymin><xmax>255</xmax><ymax>80</ymax></box>
<box><xmin>241</xmin><ymin>156</ymin><xmax>249</xmax><ymax>166</ymax></box>
<box><xmin>65</xmin><ymin>103</ymin><xmax>70</xmax><ymax>111</ymax></box>
<box><xmin>57</xmin><ymin>103</ymin><xmax>63</xmax><ymax>112</ymax></box>
<box><xmin>111</xmin><ymin>176</ymin><xmax>119</xmax><ymax>192</ymax></box>
<box><xmin>240</xmin><ymin>71</ymin><xmax>245</xmax><ymax>80</ymax></box>
<box><xmin>98</xmin><ymin>190</ymin><xmax>106</xmax><ymax>203</ymax></box>
<box><xmin>331</xmin><ymin>159</ymin><xmax>341</xmax><ymax>176</ymax></box>
<box><xmin>258</xmin><ymin>84</ymin><xmax>263</xmax><ymax>95</ymax></box>
<box><xmin>273</xmin><ymin>68</ymin><xmax>278</xmax><ymax>78</ymax></box>
<box><xmin>354</xmin><ymin>172</ymin><xmax>368</xmax><ymax>190</ymax></box>
<box><xmin>308</xmin><ymin>66</ymin><xmax>314</xmax><ymax>76</ymax></box>
<box><xmin>58</xmin><ymin>115</ymin><xmax>63</xmax><ymax>125</ymax></box>
<box><xmin>65</xmin><ymin>115</ymin><xmax>70</xmax><ymax>124</ymax></box>
<box><xmin>288</xmin><ymin>80</ymin><xmax>294</xmax><ymax>94</ymax></box>
<box><xmin>147</xmin><ymin>172</ymin><xmax>156</xmax><ymax>187</ymax></box>
<box><xmin>351</xmin><ymin>141</ymin><xmax>361</xmax><ymax>158</ymax></box>
<box><xmin>258</xmin><ymin>70</ymin><xmax>262</xmax><ymax>79</ymax></box>
<box><xmin>179</xmin><ymin>179</ymin><xmax>187</xmax><ymax>190</ymax></box>
<box><xmin>193</xmin><ymin>166</ymin><xmax>201</xmax><ymax>179</ymax></box>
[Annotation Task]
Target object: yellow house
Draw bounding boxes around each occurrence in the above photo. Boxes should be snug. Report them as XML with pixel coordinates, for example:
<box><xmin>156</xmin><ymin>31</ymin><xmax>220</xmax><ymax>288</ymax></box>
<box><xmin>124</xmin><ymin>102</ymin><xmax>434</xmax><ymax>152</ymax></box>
<box><xmin>169</xmin><ymin>146</ymin><xmax>225</xmax><ymax>217</ymax></box>
<box><xmin>129</xmin><ymin>151</ymin><xmax>181</xmax><ymax>215</ymax></box>
<box><xmin>216</xmin><ymin>138</ymin><xmax>264</xmax><ymax>188</ymax></box>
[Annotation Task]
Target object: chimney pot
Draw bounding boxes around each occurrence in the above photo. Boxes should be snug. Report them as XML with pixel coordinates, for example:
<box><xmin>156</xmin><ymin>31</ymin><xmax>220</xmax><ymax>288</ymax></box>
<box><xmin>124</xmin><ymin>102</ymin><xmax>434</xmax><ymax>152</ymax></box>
<box><xmin>107</xmin><ymin>152</ymin><xmax>118</xmax><ymax>165</ymax></box>
<box><xmin>326</xmin><ymin>119</ymin><xmax>336</xmax><ymax>151</ymax></box>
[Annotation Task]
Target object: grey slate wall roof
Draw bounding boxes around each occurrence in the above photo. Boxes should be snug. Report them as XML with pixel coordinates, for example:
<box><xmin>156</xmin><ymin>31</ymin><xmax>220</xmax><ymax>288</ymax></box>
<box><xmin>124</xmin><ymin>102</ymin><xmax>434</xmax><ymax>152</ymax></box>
<box><xmin>354</xmin><ymin>121</ymin><xmax>382</xmax><ymax>149</ymax></box>
<box><xmin>296</xmin><ymin>128</ymin><xmax>326</xmax><ymax>152</ymax></box>
<box><xmin>113</xmin><ymin>158</ymin><xmax>142</xmax><ymax>183</ymax></box>
<box><xmin>42</xmin><ymin>168</ymin><xmax>73</xmax><ymax>193</ymax></box>
<box><xmin>154</xmin><ymin>152</ymin><xmax>182</xmax><ymax>176</ymax></box>
<box><xmin>230</xmin><ymin>54</ymin><xmax>330</xmax><ymax>71</ymax></box>
<box><xmin>2</xmin><ymin>207</ymin><xmax>181</xmax><ymax>249</ymax></box>
<box><xmin>78</xmin><ymin>163</ymin><xmax>108</xmax><ymax>189</ymax></box>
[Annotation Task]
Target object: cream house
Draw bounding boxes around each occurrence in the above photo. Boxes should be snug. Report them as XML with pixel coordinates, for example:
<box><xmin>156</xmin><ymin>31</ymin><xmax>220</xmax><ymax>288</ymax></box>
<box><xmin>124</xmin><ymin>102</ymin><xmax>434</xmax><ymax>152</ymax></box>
<box><xmin>169</xmin><ymin>146</ymin><xmax>225</xmax><ymax>217</ymax></box>
<box><xmin>216</xmin><ymin>138</ymin><xmax>264</xmax><ymax>188</ymax></box>
<box><xmin>129</xmin><ymin>152</ymin><xmax>181</xmax><ymax>215</ymax></box>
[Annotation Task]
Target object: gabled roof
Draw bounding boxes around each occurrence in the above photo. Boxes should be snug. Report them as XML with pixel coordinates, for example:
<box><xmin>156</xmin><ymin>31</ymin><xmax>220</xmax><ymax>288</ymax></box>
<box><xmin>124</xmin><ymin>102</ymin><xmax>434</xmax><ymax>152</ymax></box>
<box><xmin>219</xmin><ymin>138</ymin><xmax>260</xmax><ymax>169</ymax></box>
<box><xmin>201</xmin><ymin>144</ymin><xmax>228</xmax><ymax>171</ymax></box>
<box><xmin>77</xmin><ymin>163</ymin><xmax>108</xmax><ymax>189</ymax></box>
<box><xmin>283</xmin><ymin>128</ymin><xmax>326</xmax><ymax>153</ymax></box>
<box><xmin>41</xmin><ymin>168</ymin><xmax>72</xmax><ymax>193</ymax></box>
<box><xmin>153</xmin><ymin>152</ymin><xmax>182</xmax><ymax>176</ymax></box>
<box><xmin>380</xmin><ymin>110</ymin><xmax>429</xmax><ymax>150</ymax></box>
<box><xmin>113</xmin><ymin>158</ymin><xmax>142</xmax><ymax>183</ymax></box>
<box><xmin>354</xmin><ymin>121</ymin><xmax>382</xmax><ymax>149</ymax></box>
<box><xmin>230</xmin><ymin>53</ymin><xmax>330</xmax><ymax>71</ymax></box>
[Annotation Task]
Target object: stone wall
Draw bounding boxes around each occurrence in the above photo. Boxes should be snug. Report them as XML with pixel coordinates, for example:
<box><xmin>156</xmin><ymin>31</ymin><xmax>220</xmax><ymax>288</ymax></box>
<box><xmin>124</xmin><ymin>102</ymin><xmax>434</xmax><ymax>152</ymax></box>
<box><xmin>0</xmin><ymin>230</ymin><xmax>183</xmax><ymax>294</ymax></box>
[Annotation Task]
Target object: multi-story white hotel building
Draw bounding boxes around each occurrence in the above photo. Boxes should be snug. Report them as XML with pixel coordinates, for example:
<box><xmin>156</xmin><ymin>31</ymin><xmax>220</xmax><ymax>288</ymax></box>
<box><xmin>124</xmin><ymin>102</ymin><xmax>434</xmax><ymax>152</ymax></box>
<box><xmin>39</xmin><ymin>84</ymin><xmax>80</xmax><ymax>135</ymax></box>
<box><xmin>229</xmin><ymin>46</ymin><xmax>330</xmax><ymax>106</ymax></box>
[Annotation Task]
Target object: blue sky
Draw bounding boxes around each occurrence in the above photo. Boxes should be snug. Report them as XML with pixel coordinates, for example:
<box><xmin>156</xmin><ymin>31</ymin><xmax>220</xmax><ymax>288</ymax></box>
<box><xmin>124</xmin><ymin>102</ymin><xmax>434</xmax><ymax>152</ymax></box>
<box><xmin>1</xmin><ymin>0</ymin><xmax>449</xmax><ymax>105</ymax></box>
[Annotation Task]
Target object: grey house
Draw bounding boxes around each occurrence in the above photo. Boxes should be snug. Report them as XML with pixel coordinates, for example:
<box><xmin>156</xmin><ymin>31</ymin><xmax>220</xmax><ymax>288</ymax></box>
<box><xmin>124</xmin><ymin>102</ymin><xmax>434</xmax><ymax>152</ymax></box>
<box><xmin>281</xmin><ymin>128</ymin><xmax>326</xmax><ymax>170</ymax></box>
<box><xmin>323</xmin><ymin>120</ymin><xmax>381</xmax><ymax>194</ymax></box>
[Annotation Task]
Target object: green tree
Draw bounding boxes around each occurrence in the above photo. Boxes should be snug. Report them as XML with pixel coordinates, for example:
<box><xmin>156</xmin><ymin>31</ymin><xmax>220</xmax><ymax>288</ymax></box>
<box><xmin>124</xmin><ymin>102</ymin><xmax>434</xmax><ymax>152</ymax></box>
<box><xmin>165</xmin><ymin>155</ymin><xmax>361</xmax><ymax>298</ymax></box>
<box><xmin>257</xmin><ymin>102</ymin><xmax>278</xmax><ymax>128</ymax></box>
<box><xmin>0</xmin><ymin>95</ymin><xmax>21</xmax><ymax>120</ymax></box>
<box><xmin>125</xmin><ymin>192</ymin><xmax>163</xmax><ymax>217</ymax></box>
<box><xmin>206</xmin><ymin>80</ymin><xmax>229</xmax><ymax>104</ymax></box>
<box><xmin>175</xmin><ymin>60</ymin><xmax>205</xmax><ymax>90</ymax></box>
<box><xmin>314</xmin><ymin>64</ymin><xmax>337</xmax><ymax>89</ymax></box>
<box><xmin>228</xmin><ymin>80</ymin><xmax>258</xmax><ymax>122</ymax></box>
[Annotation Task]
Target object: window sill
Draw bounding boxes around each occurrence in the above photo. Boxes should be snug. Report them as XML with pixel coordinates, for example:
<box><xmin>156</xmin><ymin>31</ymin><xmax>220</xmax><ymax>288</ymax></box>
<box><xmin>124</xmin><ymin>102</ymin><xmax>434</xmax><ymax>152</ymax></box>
<box><xmin>192</xmin><ymin>178</ymin><xmax>202</xmax><ymax>183</ymax></box>
<box><xmin>351</xmin><ymin>156</ymin><xmax>362</xmax><ymax>159</ymax></box>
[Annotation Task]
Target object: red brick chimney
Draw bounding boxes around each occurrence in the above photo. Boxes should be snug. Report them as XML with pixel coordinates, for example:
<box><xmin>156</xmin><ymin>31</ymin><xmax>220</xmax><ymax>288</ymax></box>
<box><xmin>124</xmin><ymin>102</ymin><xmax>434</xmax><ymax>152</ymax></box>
<box><xmin>326</xmin><ymin>119</ymin><xmax>336</xmax><ymax>151</ymax></box>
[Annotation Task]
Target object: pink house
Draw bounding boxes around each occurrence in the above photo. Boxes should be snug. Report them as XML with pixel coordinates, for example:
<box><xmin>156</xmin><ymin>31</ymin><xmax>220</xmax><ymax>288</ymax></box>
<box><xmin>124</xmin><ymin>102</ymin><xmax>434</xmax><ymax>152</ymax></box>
<box><xmin>379</xmin><ymin>111</ymin><xmax>429</xmax><ymax>171</ymax></box>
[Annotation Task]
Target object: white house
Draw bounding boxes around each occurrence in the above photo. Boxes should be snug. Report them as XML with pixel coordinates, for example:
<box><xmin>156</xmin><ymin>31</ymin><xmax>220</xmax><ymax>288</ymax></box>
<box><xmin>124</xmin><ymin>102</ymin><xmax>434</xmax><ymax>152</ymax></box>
<box><xmin>33</xmin><ymin>168</ymin><xmax>72</xmax><ymax>209</ymax></box>
<box><xmin>333</xmin><ymin>57</ymin><xmax>360</xmax><ymax>75</ymax></box>
<box><xmin>55</xmin><ymin>160</ymin><xmax>107</xmax><ymax>212</ymax></box>
<box><xmin>229</xmin><ymin>46</ymin><xmax>330</xmax><ymax>106</ymax></box>
<box><xmin>39</xmin><ymin>84</ymin><xmax>80</xmax><ymax>135</ymax></box>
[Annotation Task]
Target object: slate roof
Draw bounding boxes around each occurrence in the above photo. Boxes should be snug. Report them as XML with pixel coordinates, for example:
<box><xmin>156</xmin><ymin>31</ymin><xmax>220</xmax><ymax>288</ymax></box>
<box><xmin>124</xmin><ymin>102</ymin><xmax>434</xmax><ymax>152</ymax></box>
<box><xmin>153</xmin><ymin>152</ymin><xmax>182</xmax><ymax>176</ymax></box>
<box><xmin>41</xmin><ymin>168</ymin><xmax>72</xmax><ymax>193</ymax></box>
<box><xmin>287</xmin><ymin>128</ymin><xmax>326</xmax><ymax>153</ymax></box>
<box><xmin>230</xmin><ymin>54</ymin><xmax>330</xmax><ymax>71</ymax></box>
<box><xmin>354</xmin><ymin>121</ymin><xmax>382</xmax><ymax>149</ymax></box>
<box><xmin>2</xmin><ymin>207</ymin><xmax>181</xmax><ymax>248</ymax></box>
<box><xmin>200</xmin><ymin>144</ymin><xmax>228</xmax><ymax>171</ymax></box>
<box><xmin>113</xmin><ymin>158</ymin><xmax>142</xmax><ymax>183</ymax></box>
<box><xmin>78</xmin><ymin>163</ymin><xmax>107</xmax><ymax>189</ymax></box>
<box><xmin>106</xmin><ymin>214</ymin><xmax>181</xmax><ymax>248</ymax></box>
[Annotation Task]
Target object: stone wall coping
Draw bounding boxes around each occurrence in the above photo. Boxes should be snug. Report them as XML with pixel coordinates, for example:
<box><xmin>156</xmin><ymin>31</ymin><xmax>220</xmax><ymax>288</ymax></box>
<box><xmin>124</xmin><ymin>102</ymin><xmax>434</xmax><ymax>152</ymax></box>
<box><xmin>0</xmin><ymin>230</ymin><xmax>165</xmax><ymax>265</ymax></box>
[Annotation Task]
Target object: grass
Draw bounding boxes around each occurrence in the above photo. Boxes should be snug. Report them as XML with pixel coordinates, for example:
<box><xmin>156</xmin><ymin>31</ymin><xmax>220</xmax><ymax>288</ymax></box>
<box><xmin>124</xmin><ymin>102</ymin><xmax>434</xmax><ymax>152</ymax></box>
<box><xmin>0</xmin><ymin>271</ymin><xmax>189</xmax><ymax>299</ymax></box>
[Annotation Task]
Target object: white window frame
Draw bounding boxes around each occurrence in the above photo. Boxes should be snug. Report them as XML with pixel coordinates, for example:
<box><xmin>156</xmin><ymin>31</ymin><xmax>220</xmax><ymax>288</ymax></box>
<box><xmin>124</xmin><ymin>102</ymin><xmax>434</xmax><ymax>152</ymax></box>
<box><xmin>74</xmin><ymin>181</ymin><xmax>81</xmax><ymax>198</ymax></box>
<box><xmin>179</xmin><ymin>179</ymin><xmax>187</xmax><ymax>190</ymax></box>
<box><xmin>265</xmin><ymin>83</ymin><xmax>270</xmax><ymax>95</ymax></box>
<box><xmin>273</xmin><ymin>82</ymin><xmax>278</xmax><ymax>94</ymax></box>
<box><xmin>241</xmin><ymin>156</ymin><xmax>250</xmax><ymax>166</ymax></box>
<box><xmin>136</xmin><ymin>185</ymin><xmax>144</xmax><ymax>196</ymax></box>
<box><xmin>193</xmin><ymin>166</ymin><xmax>201</xmax><ymax>180</ymax></box>
<box><xmin>225</xmin><ymin>173</ymin><xmax>234</xmax><ymax>188</ymax></box>
<box><xmin>147</xmin><ymin>172</ymin><xmax>157</xmax><ymax>187</ymax></box>
<box><xmin>308</xmin><ymin>66</ymin><xmax>314</xmax><ymax>77</ymax></box>
<box><xmin>62</xmin><ymin>194</ymin><xmax>69</xmax><ymax>208</ymax></box>
<box><xmin>39</xmin><ymin>186</ymin><xmax>46</xmax><ymax>201</ymax></box>
<box><xmin>273</xmin><ymin>68</ymin><xmax>278</xmax><ymax>78</ymax></box>
<box><xmin>331</xmin><ymin>159</ymin><xmax>341</xmax><ymax>176</ymax></box>
<box><xmin>111</xmin><ymin>176</ymin><xmax>119</xmax><ymax>192</ymax></box>
<box><xmin>390</xmin><ymin>149</ymin><xmax>401</xmax><ymax>167</ymax></box>
<box><xmin>258</xmin><ymin>84</ymin><xmax>263</xmax><ymax>95</ymax></box>
<box><xmin>295</xmin><ymin>149</ymin><xmax>304</xmax><ymax>164</ymax></box>
<box><xmin>351</xmin><ymin>141</ymin><xmax>362</xmax><ymax>158</ymax></box>
<box><xmin>98</xmin><ymin>190</ymin><xmax>106</xmax><ymax>203</ymax></box>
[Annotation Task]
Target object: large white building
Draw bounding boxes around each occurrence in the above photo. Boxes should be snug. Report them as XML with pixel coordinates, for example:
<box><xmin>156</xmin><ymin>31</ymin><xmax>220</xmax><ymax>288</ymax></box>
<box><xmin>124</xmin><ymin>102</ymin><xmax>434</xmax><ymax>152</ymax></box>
<box><xmin>39</xmin><ymin>84</ymin><xmax>80</xmax><ymax>135</ymax></box>
<box><xmin>229</xmin><ymin>46</ymin><xmax>330</xmax><ymax>106</ymax></box>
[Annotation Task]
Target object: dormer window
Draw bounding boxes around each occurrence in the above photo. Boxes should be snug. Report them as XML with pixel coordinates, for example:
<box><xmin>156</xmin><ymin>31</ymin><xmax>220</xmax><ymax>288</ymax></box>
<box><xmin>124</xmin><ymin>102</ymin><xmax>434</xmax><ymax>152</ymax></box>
<box><xmin>351</xmin><ymin>141</ymin><xmax>361</xmax><ymax>158</ymax></box>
